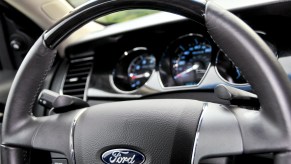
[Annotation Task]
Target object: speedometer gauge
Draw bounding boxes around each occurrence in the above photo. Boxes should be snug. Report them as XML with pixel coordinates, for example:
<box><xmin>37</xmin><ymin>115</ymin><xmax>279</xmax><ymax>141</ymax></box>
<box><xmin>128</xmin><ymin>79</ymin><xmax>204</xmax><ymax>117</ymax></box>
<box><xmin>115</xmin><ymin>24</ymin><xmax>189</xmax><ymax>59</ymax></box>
<box><xmin>169</xmin><ymin>34</ymin><xmax>212</xmax><ymax>86</ymax></box>
<box><xmin>113</xmin><ymin>48</ymin><xmax>156</xmax><ymax>92</ymax></box>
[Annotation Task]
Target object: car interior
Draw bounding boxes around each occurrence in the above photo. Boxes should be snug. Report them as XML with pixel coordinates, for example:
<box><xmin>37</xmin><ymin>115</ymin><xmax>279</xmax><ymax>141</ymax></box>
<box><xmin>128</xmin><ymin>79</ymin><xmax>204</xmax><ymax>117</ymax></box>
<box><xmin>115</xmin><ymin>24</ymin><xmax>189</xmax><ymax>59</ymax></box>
<box><xmin>0</xmin><ymin>0</ymin><xmax>291</xmax><ymax>164</ymax></box>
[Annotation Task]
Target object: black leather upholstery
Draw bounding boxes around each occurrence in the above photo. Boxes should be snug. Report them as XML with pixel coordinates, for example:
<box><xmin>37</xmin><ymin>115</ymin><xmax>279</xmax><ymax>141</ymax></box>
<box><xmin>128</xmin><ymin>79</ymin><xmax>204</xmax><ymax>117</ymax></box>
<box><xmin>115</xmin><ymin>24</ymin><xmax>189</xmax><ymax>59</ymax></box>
<box><xmin>2</xmin><ymin>37</ymin><xmax>56</xmax><ymax>146</ymax></box>
<box><xmin>205</xmin><ymin>2</ymin><xmax>291</xmax><ymax>152</ymax></box>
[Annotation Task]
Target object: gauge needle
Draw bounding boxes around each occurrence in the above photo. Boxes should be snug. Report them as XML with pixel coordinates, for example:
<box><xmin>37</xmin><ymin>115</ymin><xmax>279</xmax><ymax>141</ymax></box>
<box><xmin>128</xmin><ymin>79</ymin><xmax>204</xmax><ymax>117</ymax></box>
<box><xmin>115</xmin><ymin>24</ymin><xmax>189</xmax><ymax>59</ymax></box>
<box><xmin>174</xmin><ymin>64</ymin><xmax>200</xmax><ymax>79</ymax></box>
<box><xmin>129</xmin><ymin>72</ymin><xmax>151</xmax><ymax>80</ymax></box>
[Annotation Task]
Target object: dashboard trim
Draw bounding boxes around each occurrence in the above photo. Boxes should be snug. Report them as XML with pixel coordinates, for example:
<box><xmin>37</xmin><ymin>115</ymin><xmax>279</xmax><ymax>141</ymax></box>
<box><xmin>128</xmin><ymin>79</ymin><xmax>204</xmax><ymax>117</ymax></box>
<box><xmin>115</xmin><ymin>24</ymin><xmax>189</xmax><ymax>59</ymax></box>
<box><xmin>87</xmin><ymin>67</ymin><xmax>253</xmax><ymax>99</ymax></box>
<box><xmin>70</xmin><ymin>108</ymin><xmax>87</xmax><ymax>164</ymax></box>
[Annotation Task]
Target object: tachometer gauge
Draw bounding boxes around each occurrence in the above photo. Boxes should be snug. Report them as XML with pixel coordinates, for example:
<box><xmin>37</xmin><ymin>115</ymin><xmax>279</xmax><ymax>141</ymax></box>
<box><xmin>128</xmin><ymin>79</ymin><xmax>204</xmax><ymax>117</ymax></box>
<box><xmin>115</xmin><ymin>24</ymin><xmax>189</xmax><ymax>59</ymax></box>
<box><xmin>169</xmin><ymin>34</ymin><xmax>212</xmax><ymax>86</ymax></box>
<box><xmin>113</xmin><ymin>48</ymin><xmax>156</xmax><ymax>92</ymax></box>
<box><xmin>127</xmin><ymin>54</ymin><xmax>156</xmax><ymax>89</ymax></box>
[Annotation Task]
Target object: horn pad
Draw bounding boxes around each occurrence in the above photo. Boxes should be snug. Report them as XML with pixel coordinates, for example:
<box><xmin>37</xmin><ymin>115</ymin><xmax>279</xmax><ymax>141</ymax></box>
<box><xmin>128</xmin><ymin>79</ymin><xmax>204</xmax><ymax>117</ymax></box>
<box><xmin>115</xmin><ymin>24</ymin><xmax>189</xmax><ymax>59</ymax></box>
<box><xmin>73</xmin><ymin>99</ymin><xmax>204</xmax><ymax>164</ymax></box>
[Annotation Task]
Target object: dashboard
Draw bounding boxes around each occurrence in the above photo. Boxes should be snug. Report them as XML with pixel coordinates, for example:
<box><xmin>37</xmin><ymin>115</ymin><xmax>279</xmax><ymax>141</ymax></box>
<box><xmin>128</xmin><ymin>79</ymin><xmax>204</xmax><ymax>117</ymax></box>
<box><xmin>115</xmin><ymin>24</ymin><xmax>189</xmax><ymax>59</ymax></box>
<box><xmin>59</xmin><ymin>10</ymin><xmax>291</xmax><ymax>103</ymax></box>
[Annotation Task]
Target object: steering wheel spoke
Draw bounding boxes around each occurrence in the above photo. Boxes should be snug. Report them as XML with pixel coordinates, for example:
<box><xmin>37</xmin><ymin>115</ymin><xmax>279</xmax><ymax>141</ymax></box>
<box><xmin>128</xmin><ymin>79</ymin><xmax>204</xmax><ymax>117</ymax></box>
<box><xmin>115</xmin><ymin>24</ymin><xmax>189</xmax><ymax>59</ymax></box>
<box><xmin>31</xmin><ymin>110</ymin><xmax>85</xmax><ymax>156</ymax></box>
<box><xmin>193</xmin><ymin>103</ymin><xmax>243</xmax><ymax>164</ymax></box>
<box><xmin>2</xmin><ymin>109</ymin><xmax>85</xmax><ymax>164</ymax></box>
<box><xmin>194</xmin><ymin>103</ymin><xmax>291</xmax><ymax>163</ymax></box>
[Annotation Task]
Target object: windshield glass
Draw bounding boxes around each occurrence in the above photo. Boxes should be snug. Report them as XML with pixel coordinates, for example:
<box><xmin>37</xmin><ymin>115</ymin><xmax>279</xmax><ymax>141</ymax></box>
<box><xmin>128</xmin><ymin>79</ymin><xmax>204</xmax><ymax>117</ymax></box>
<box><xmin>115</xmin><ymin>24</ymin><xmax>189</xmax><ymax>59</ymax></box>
<box><xmin>67</xmin><ymin>0</ymin><xmax>159</xmax><ymax>24</ymax></box>
<box><xmin>67</xmin><ymin>0</ymin><xmax>278</xmax><ymax>24</ymax></box>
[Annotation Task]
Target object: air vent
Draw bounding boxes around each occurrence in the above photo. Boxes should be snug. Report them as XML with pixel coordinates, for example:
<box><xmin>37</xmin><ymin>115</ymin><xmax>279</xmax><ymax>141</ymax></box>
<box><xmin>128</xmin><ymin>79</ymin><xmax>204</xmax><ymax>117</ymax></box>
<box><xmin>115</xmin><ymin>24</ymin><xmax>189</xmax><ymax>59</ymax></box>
<box><xmin>62</xmin><ymin>51</ymin><xmax>94</xmax><ymax>100</ymax></box>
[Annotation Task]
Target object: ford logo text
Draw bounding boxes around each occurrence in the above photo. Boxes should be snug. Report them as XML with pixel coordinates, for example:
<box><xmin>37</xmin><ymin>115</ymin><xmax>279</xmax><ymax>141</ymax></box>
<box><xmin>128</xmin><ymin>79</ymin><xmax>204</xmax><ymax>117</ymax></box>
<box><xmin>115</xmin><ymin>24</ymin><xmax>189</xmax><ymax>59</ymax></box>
<box><xmin>101</xmin><ymin>149</ymin><xmax>145</xmax><ymax>164</ymax></box>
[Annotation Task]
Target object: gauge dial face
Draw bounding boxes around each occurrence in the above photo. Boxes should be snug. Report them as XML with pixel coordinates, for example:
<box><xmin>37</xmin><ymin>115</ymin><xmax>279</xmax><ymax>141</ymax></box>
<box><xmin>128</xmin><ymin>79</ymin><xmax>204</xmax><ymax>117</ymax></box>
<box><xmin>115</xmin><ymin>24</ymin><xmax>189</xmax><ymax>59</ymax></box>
<box><xmin>170</xmin><ymin>34</ymin><xmax>212</xmax><ymax>86</ymax></box>
<box><xmin>127</xmin><ymin>54</ymin><xmax>156</xmax><ymax>90</ymax></box>
<box><xmin>113</xmin><ymin>48</ymin><xmax>156</xmax><ymax>92</ymax></box>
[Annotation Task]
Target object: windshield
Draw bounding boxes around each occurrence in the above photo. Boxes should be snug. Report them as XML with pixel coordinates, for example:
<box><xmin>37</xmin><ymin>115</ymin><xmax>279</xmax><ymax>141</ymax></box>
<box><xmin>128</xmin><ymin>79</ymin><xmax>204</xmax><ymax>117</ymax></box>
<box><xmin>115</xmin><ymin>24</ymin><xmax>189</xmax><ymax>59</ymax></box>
<box><xmin>67</xmin><ymin>0</ymin><xmax>278</xmax><ymax>24</ymax></box>
<box><xmin>67</xmin><ymin>0</ymin><xmax>159</xmax><ymax>24</ymax></box>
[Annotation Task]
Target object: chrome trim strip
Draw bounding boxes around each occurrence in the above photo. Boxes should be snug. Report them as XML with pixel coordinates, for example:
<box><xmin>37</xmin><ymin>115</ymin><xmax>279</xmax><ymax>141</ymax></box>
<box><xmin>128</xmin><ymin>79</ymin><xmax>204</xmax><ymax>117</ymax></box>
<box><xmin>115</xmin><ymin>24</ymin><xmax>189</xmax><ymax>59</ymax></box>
<box><xmin>191</xmin><ymin>103</ymin><xmax>207</xmax><ymax>164</ymax></box>
<box><xmin>70</xmin><ymin>109</ymin><xmax>87</xmax><ymax>164</ymax></box>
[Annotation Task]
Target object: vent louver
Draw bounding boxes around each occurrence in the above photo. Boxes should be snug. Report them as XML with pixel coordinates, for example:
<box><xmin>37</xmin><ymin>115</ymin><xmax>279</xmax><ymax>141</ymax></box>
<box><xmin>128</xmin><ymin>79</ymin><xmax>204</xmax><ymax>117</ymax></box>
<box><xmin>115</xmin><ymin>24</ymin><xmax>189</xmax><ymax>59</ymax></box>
<box><xmin>62</xmin><ymin>51</ymin><xmax>94</xmax><ymax>100</ymax></box>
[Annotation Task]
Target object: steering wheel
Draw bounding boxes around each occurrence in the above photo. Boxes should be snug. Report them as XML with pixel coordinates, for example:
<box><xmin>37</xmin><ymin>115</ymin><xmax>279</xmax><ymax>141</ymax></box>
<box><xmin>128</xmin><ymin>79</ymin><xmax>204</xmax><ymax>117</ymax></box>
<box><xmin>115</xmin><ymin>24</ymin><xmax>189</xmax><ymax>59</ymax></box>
<box><xmin>2</xmin><ymin>0</ymin><xmax>291</xmax><ymax>163</ymax></box>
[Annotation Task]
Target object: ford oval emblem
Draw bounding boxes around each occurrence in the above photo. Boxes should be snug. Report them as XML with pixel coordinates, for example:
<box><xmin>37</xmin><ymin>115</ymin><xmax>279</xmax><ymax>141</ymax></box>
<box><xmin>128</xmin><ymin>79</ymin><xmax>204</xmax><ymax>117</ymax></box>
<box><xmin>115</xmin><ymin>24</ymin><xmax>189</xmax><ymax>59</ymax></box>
<box><xmin>101</xmin><ymin>148</ymin><xmax>145</xmax><ymax>164</ymax></box>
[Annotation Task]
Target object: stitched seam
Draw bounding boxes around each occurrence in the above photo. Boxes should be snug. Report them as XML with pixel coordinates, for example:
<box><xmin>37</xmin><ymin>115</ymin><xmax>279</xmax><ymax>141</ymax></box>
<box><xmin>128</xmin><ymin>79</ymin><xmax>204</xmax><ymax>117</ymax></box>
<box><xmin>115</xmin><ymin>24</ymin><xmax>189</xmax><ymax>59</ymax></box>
<box><xmin>31</xmin><ymin>119</ymin><xmax>47</xmax><ymax>147</ymax></box>
<box><xmin>204</xmin><ymin>5</ymin><xmax>248</xmax><ymax>83</ymax></box>
<box><xmin>28</xmin><ymin>53</ymin><xmax>56</xmax><ymax>114</ymax></box>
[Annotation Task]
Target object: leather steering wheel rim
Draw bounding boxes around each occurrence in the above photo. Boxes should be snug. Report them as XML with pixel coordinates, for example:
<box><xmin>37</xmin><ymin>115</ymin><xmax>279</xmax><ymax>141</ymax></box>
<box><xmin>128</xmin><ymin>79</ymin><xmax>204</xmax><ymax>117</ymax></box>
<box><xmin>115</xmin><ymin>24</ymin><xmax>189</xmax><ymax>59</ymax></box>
<box><xmin>2</xmin><ymin>0</ymin><xmax>291</xmax><ymax>163</ymax></box>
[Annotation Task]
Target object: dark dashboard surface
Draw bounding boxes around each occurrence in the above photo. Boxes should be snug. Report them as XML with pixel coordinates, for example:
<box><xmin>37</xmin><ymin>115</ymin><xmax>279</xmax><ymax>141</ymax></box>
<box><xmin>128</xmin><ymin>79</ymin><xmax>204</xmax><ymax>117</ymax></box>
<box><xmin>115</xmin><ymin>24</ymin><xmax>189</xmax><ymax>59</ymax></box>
<box><xmin>58</xmin><ymin>5</ymin><xmax>291</xmax><ymax>104</ymax></box>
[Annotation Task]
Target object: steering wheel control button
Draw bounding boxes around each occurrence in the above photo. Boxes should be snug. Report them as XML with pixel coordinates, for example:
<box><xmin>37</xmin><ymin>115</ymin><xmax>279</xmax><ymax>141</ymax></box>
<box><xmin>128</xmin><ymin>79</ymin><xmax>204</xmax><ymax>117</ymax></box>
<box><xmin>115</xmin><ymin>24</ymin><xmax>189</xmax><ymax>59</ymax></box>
<box><xmin>51</xmin><ymin>159</ymin><xmax>67</xmax><ymax>164</ymax></box>
<box><xmin>101</xmin><ymin>149</ymin><xmax>145</xmax><ymax>164</ymax></box>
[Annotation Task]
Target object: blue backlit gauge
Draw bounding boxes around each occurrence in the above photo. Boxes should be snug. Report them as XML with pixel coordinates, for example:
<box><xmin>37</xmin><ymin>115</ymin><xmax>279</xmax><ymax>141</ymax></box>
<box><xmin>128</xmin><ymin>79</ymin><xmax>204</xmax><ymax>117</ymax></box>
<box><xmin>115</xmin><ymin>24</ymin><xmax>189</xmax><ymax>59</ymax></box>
<box><xmin>170</xmin><ymin>34</ymin><xmax>212</xmax><ymax>86</ymax></box>
<box><xmin>113</xmin><ymin>48</ymin><xmax>156</xmax><ymax>91</ymax></box>
<box><xmin>127</xmin><ymin>53</ymin><xmax>156</xmax><ymax>90</ymax></box>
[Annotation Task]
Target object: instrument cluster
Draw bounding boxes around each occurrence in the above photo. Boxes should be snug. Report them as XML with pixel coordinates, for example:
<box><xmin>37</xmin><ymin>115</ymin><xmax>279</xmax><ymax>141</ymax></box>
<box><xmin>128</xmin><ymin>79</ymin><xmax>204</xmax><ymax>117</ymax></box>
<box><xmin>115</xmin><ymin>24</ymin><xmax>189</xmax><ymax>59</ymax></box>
<box><xmin>111</xmin><ymin>32</ymin><xmax>277</xmax><ymax>93</ymax></box>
